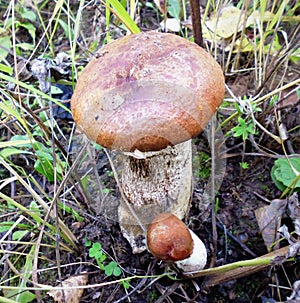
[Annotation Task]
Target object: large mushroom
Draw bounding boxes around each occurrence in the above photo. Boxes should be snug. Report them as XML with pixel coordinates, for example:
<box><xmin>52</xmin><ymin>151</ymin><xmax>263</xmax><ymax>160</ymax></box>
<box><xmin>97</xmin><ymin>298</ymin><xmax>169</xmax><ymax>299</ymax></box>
<box><xmin>71</xmin><ymin>31</ymin><xmax>225</xmax><ymax>252</ymax></box>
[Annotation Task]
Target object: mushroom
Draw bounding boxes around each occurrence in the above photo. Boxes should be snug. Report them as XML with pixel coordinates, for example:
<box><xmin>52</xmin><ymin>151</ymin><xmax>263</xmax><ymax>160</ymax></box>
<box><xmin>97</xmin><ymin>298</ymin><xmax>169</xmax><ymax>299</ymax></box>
<box><xmin>147</xmin><ymin>213</ymin><xmax>207</xmax><ymax>272</ymax></box>
<box><xmin>71</xmin><ymin>31</ymin><xmax>225</xmax><ymax>252</ymax></box>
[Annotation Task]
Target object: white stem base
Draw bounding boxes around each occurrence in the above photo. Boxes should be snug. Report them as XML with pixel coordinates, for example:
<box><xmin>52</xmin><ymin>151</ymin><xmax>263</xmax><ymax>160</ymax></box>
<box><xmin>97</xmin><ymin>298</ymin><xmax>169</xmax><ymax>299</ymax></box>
<box><xmin>175</xmin><ymin>229</ymin><xmax>207</xmax><ymax>272</ymax></box>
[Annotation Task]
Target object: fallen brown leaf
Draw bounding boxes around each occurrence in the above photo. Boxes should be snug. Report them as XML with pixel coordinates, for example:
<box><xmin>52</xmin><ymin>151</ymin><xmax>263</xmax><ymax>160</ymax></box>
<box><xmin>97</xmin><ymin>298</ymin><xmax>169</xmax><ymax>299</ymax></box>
<box><xmin>255</xmin><ymin>198</ymin><xmax>287</xmax><ymax>251</ymax></box>
<box><xmin>48</xmin><ymin>273</ymin><xmax>89</xmax><ymax>303</ymax></box>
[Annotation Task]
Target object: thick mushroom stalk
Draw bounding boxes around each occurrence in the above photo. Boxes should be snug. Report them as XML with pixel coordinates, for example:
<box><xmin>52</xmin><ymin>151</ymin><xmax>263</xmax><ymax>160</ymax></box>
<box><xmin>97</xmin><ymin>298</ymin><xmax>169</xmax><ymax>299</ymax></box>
<box><xmin>147</xmin><ymin>213</ymin><xmax>207</xmax><ymax>272</ymax></box>
<box><xmin>119</xmin><ymin>140</ymin><xmax>192</xmax><ymax>252</ymax></box>
<box><xmin>71</xmin><ymin>31</ymin><xmax>225</xmax><ymax>252</ymax></box>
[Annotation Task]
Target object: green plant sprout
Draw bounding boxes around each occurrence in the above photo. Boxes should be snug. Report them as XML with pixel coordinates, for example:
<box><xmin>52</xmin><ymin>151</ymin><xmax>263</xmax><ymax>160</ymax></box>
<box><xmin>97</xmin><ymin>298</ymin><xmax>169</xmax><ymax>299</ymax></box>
<box><xmin>240</xmin><ymin>162</ymin><xmax>249</xmax><ymax>169</ymax></box>
<box><xmin>232</xmin><ymin>116</ymin><xmax>256</xmax><ymax>141</ymax></box>
<box><xmin>86</xmin><ymin>241</ymin><xmax>122</xmax><ymax>278</ymax></box>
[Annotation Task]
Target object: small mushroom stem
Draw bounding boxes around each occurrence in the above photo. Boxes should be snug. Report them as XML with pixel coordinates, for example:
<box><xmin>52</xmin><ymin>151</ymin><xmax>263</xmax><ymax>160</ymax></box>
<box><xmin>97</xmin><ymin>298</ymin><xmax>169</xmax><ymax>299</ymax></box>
<box><xmin>118</xmin><ymin>140</ymin><xmax>193</xmax><ymax>253</ymax></box>
<box><xmin>175</xmin><ymin>229</ymin><xmax>207</xmax><ymax>272</ymax></box>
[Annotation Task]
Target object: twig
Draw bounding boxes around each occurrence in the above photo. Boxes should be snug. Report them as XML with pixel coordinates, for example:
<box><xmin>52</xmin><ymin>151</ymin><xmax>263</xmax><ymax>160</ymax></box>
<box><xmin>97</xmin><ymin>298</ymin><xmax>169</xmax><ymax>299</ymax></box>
<box><xmin>190</xmin><ymin>0</ymin><xmax>203</xmax><ymax>47</ymax></box>
<box><xmin>209</xmin><ymin>117</ymin><xmax>218</xmax><ymax>267</ymax></box>
<box><xmin>216</xmin><ymin>221</ymin><xmax>257</xmax><ymax>257</ymax></box>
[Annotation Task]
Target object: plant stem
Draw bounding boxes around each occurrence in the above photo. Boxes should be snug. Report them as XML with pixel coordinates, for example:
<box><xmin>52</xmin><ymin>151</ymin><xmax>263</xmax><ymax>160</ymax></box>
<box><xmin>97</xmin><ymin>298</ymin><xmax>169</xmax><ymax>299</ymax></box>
<box><xmin>182</xmin><ymin>245</ymin><xmax>291</xmax><ymax>287</ymax></box>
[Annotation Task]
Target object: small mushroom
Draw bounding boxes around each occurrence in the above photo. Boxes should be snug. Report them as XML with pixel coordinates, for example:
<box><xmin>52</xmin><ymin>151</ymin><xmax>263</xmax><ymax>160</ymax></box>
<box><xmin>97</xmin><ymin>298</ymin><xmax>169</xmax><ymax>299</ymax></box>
<box><xmin>147</xmin><ymin>213</ymin><xmax>207</xmax><ymax>272</ymax></box>
<box><xmin>71</xmin><ymin>31</ymin><xmax>224</xmax><ymax>252</ymax></box>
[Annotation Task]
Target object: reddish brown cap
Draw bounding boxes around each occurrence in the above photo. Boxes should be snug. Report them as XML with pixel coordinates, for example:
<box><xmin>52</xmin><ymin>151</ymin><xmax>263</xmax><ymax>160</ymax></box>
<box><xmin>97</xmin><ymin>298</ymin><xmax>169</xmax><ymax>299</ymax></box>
<box><xmin>71</xmin><ymin>31</ymin><xmax>225</xmax><ymax>152</ymax></box>
<box><xmin>147</xmin><ymin>213</ymin><xmax>193</xmax><ymax>261</ymax></box>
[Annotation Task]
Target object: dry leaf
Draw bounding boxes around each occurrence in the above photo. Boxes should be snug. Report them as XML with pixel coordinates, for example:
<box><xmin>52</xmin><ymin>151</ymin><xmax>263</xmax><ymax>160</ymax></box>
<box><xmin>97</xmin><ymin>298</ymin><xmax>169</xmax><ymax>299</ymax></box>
<box><xmin>160</xmin><ymin>18</ymin><xmax>181</xmax><ymax>32</ymax></box>
<box><xmin>287</xmin><ymin>193</ymin><xmax>300</xmax><ymax>235</ymax></box>
<box><xmin>287</xmin><ymin>280</ymin><xmax>300</xmax><ymax>301</ymax></box>
<box><xmin>228</xmin><ymin>36</ymin><xmax>254</xmax><ymax>53</ymax></box>
<box><xmin>48</xmin><ymin>273</ymin><xmax>88</xmax><ymax>303</ymax></box>
<box><xmin>201</xmin><ymin>6</ymin><xmax>274</xmax><ymax>42</ymax></box>
<box><xmin>255</xmin><ymin>199</ymin><xmax>287</xmax><ymax>251</ymax></box>
<box><xmin>246</xmin><ymin>10</ymin><xmax>275</xmax><ymax>27</ymax></box>
<box><xmin>203</xmin><ymin>6</ymin><xmax>245</xmax><ymax>40</ymax></box>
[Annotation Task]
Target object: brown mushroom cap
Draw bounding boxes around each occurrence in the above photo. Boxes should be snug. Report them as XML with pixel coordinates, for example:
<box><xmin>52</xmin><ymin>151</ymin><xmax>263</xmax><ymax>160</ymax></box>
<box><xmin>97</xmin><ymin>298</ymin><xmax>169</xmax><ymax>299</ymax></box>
<box><xmin>71</xmin><ymin>31</ymin><xmax>225</xmax><ymax>152</ymax></box>
<box><xmin>147</xmin><ymin>213</ymin><xmax>193</xmax><ymax>261</ymax></box>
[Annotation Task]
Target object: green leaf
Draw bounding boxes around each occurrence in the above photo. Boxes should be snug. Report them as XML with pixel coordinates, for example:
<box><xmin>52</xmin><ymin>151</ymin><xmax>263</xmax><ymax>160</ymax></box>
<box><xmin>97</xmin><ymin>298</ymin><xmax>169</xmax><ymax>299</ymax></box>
<box><xmin>104</xmin><ymin>263</ymin><xmax>114</xmax><ymax>276</ymax></box>
<box><xmin>105</xmin><ymin>261</ymin><xmax>121</xmax><ymax>277</ymax></box>
<box><xmin>29</xmin><ymin>201</ymin><xmax>40</xmax><ymax>217</ymax></box>
<box><xmin>103</xmin><ymin>0</ymin><xmax>140</xmax><ymax>34</ymax></box>
<box><xmin>3</xmin><ymin>290</ymin><xmax>36</xmax><ymax>303</ymax></box>
<box><xmin>0</xmin><ymin>222</ymin><xmax>31</xmax><ymax>233</ymax></box>
<box><xmin>57</xmin><ymin>201</ymin><xmax>84</xmax><ymax>222</ymax></box>
<box><xmin>120</xmin><ymin>279</ymin><xmax>131</xmax><ymax>289</ymax></box>
<box><xmin>89</xmin><ymin>242</ymin><xmax>102</xmax><ymax>258</ymax></box>
<box><xmin>16</xmin><ymin>42</ymin><xmax>35</xmax><ymax>51</ymax></box>
<box><xmin>85</xmin><ymin>239</ymin><xmax>92</xmax><ymax>247</ymax></box>
<box><xmin>15</xmin><ymin>245</ymin><xmax>36</xmax><ymax>302</ymax></box>
<box><xmin>167</xmin><ymin>0</ymin><xmax>181</xmax><ymax>19</ymax></box>
<box><xmin>0</xmin><ymin>63</ymin><xmax>13</xmax><ymax>74</ymax></box>
<box><xmin>0</xmin><ymin>36</ymin><xmax>12</xmax><ymax>61</ymax></box>
<box><xmin>240</xmin><ymin>162</ymin><xmax>249</xmax><ymax>169</ymax></box>
<box><xmin>19</xmin><ymin>22</ymin><xmax>36</xmax><ymax>41</ymax></box>
<box><xmin>20</xmin><ymin>8</ymin><xmax>37</xmax><ymax>22</ymax></box>
<box><xmin>232</xmin><ymin>117</ymin><xmax>255</xmax><ymax>141</ymax></box>
<box><xmin>0</xmin><ymin>147</ymin><xmax>32</xmax><ymax>159</ymax></box>
<box><xmin>113</xmin><ymin>266</ymin><xmax>122</xmax><ymax>276</ymax></box>
<box><xmin>0</xmin><ymin>136</ymin><xmax>33</xmax><ymax>149</ymax></box>
<box><xmin>50</xmin><ymin>85</ymin><xmax>64</xmax><ymax>95</ymax></box>
<box><xmin>271</xmin><ymin>158</ymin><xmax>300</xmax><ymax>191</ymax></box>
<box><xmin>12</xmin><ymin>230</ymin><xmax>29</xmax><ymax>241</ymax></box>
<box><xmin>0</xmin><ymin>222</ymin><xmax>12</xmax><ymax>233</ymax></box>
<box><xmin>97</xmin><ymin>253</ymin><xmax>106</xmax><ymax>263</ymax></box>
<box><xmin>34</xmin><ymin>150</ymin><xmax>55</xmax><ymax>182</ymax></box>
<box><xmin>57</xmin><ymin>19</ymin><xmax>74</xmax><ymax>40</ymax></box>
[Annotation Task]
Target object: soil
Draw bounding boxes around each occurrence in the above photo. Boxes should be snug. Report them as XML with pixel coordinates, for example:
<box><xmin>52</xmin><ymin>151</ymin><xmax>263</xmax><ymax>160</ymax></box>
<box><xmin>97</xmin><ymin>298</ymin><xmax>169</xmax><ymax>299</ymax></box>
<box><xmin>1</xmin><ymin>1</ymin><xmax>300</xmax><ymax>303</ymax></box>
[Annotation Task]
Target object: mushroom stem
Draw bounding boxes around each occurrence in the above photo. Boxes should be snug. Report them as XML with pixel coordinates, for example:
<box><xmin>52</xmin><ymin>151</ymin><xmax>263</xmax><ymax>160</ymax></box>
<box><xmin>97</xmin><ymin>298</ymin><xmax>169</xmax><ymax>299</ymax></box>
<box><xmin>175</xmin><ymin>229</ymin><xmax>207</xmax><ymax>272</ymax></box>
<box><xmin>119</xmin><ymin>140</ymin><xmax>193</xmax><ymax>253</ymax></box>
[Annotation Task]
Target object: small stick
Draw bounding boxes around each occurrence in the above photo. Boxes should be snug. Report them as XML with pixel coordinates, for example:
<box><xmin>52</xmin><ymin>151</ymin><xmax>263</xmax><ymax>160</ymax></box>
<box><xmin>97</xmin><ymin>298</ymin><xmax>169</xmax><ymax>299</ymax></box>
<box><xmin>216</xmin><ymin>221</ymin><xmax>257</xmax><ymax>258</ymax></box>
<box><xmin>190</xmin><ymin>0</ymin><xmax>203</xmax><ymax>47</ymax></box>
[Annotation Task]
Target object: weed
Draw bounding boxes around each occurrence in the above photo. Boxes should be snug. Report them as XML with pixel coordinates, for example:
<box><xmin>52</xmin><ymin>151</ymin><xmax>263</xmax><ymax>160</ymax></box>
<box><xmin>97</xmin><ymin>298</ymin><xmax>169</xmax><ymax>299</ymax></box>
<box><xmin>193</xmin><ymin>152</ymin><xmax>211</xmax><ymax>180</ymax></box>
<box><xmin>232</xmin><ymin>117</ymin><xmax>256</xmax><ymax>141</ymax></box>
<box><xmin>271</xmin><ymin>157</ymin><xmax>300</xmax><ymax>194</ymax></box>
<box><xmin>85</xmin><ymin>240</ymin><xmax>122</xmax><ymax>277</ymax></box>
<box><xmin>240</xmin><ymin>162</ymin><xmax>249</xmax><ymax>170</ymax></box>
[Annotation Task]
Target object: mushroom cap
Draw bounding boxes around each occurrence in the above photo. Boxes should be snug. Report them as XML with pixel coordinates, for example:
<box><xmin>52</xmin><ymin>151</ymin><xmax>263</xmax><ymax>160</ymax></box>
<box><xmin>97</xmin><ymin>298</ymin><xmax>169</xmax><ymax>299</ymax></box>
<box><xmin>147</xmin><ymin>213</ymin><xmax>193</xmax><ymax>262</ymax></box>
<box><xmin>71</xmin><ymin>31</ymin><xmax>225</xmax><ymax>152</ymax></box>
